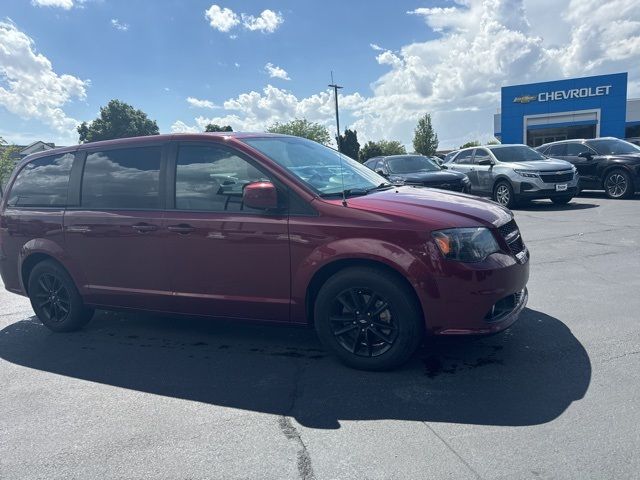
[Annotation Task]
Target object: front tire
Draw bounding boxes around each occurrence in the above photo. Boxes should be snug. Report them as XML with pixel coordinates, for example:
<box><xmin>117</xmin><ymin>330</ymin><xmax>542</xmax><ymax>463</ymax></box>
<box><xmin>28</xmin><ymin>260</ymin><xmax>94</xmax><ymax>332</ymax></box>
<box><xmin>493</xmin><ymin>180</ymin><xmax>517</xmax><ymax>208</ymax></box>
<box><xmin>551</xmin><ymin>196</ymin><xmax>573</xmax><ymax>205</ymax></box>
<box><xmin>604</xmin><ymin>169</ymin><xmax>634</xmax><ymax>199</ymax></box>
<box><xmin>314</xmin><ymin>267</ymin><xmax>423</xmax><ymax>371</ymax></box>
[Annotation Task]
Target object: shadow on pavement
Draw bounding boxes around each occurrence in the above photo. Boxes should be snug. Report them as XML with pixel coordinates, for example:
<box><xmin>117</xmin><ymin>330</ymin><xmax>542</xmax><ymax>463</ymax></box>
<box><xmin>516</xmin><ymin>200</ymin><xmax>599</xmax><ymax>211</ymax></box>
<box><xmin>577</xmin><ymin>190</ymin><xmax>639</xmax><ymax>200</ymax></box>
<box><xmin>0</xmin><ymin>307</ymin><xmax>590</xmax><ymax>429</ymax></box>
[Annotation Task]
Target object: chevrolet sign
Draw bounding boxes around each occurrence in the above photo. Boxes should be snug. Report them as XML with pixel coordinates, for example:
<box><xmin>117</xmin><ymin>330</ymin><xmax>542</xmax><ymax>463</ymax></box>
<box><xmin>513</xmin><ymin>85</ymin><xmax>612</xmax><ymax>104</ymax></box>
<box><xmin>513</xmin><ymin>95</ymin><xmax>537</xmax><ymax>104</ymax></box>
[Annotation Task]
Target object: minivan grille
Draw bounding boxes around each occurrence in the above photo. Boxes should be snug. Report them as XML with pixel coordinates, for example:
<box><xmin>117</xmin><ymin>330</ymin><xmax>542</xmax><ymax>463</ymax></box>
<box><xmin>497</xmin><ymin>219</ymin><xmax>526</xmax><ymax>259</ymax></box>
<box><xmin>539</xmin><ymin>170</ymin><xmax>573</xmax><ymax>183</ymax></box>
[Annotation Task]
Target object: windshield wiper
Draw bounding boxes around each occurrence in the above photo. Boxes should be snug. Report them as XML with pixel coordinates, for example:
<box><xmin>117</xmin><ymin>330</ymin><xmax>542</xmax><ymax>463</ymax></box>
<box><xmin>320</xmin><ymin>183</ymin><xmax>393</xmax><ymax>199</ymax></box>
<box><xmin>366</xmin><ymin>182</ymin><xmax>394</xmax><ymax>193</ymax></box>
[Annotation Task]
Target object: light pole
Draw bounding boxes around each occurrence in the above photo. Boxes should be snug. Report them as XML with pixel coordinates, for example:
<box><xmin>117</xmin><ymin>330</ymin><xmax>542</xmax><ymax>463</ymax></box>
<box><xmin>328</xmin><ymin>72</ymin><xmax>343</xmax><ymax>152</ymax></box>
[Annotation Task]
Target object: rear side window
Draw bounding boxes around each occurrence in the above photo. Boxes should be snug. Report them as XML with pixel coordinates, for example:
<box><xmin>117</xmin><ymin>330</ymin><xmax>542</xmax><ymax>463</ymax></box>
<box><xmin>81</xmin><ymin>146</ymin><xmax>162</xmax><ymax>209</ymax></box>
<box><xmin>473</xmin><ymin>149</ymin><xmax>491</xmax><ymax>164</ymax></box>
<box><xmin>7</xmin><ymin>153</ymin><xmax>74</xmax><ymax>207</ymax></box>
<box><xmin>566</xmin><ymin>143</ymin><xmax>592</xmax><ymax>155</ymax></box>
<box><xmin>548</xmin><ymin>144</ymin><xmax>567</xmax><ymax>156</ymax></box>
<box><xmin>175</xmin><ymin>144</ymin><xmax>270</xmax><ymax>212</ymax></box>
<box><xmin>454</xmin><ymin>150</ymin><xmax>473</xmax><ymax>164</ymax></box>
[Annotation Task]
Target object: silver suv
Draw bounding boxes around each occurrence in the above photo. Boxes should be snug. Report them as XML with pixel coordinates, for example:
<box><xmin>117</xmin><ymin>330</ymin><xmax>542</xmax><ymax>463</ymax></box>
<box><xmin>445</xmin><ymin>144</ymin><xmax>578</xmax><ymax>208</ymax></box>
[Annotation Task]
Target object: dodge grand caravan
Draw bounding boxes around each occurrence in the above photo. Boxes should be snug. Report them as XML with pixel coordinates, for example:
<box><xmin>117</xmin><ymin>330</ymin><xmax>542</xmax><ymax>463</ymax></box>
<box><xmin>0</xmin><ymin>133</ymin><xmax>529</xmax><ymax>370</ymax></box>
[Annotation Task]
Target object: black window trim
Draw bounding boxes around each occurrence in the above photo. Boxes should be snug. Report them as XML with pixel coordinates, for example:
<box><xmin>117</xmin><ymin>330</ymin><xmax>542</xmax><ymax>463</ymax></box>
<box><xmin>66</xmin><ymin>141</ymin><xmax>170</xmax><ymax>212</ymax></box>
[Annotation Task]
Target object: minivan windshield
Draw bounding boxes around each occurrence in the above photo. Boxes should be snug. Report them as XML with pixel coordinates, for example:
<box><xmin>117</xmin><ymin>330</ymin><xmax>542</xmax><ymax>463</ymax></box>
<box><xmin>243</xmin><ymin>136</ymin><xmax>389</xmax><ymax>196</ymax></box>
<box><xmin>387</xmin><ymin>156</ymin><xmax>441</xmax><ymax>173</ymax></box>
<box><xmin>490</xmin><ymin>145</ymin><xmax>547</xmax><ymax>162</ymax></box>
<box><xmin>586</xmin><ymin>139</ymin><xmax>640</xmax><ymax>155</ymax></box>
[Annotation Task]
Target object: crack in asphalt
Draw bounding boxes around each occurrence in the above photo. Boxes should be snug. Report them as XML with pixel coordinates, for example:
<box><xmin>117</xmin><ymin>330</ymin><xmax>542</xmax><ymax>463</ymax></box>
<box><xmin>602</xmin><ymin>349</ymin><xmax>640</xmax><ymax>363</ymax></box>
<box><xmin>422</xmin><ymin>422</ymin><xmax>483</xmax><ymax>480</ymax></box>
<box><xmin>278</xmin><ymin>361</ymin><xmax>316</xmax><ymax>480</ymax></box>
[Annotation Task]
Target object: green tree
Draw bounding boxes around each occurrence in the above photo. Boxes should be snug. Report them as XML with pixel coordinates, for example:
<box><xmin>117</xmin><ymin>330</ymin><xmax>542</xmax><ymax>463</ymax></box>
<box><xmin>412</xmin><ymin>113</ymin><xmax>439</xmax><ymax>156</ymax></box>
<box><xmin>0</xmin><ymin>144</ymin><xmax>20</xmax><ymax>192</ymax></box>
<box><xmin>267</xmin><ymin>118</ymin><xmax>331</xmax><ymax>145</ymax></box>
<box><xmin>77</xmin><ymin>99</ymin><xmax>160</xmax><ymax>143</ymax></box>
<box><xmin>378</xmin><ymin>140</ymin><xmax>407</xmax><ymax>156</ymax></box>
<box><xmin>205</xmin><ymin>124</ymin><xmax>233</xmax><ymax>132</ymax></box>
<box><xmin>460</xmin><ymin>140</ymin><xmax>481</xmax><ymax>149</ymax></box>
<box><xmin>338</xmin><ymin>128</ymin><xmax>360</xmax><ymax>160</ymax></box>
<box><xmin>359</xmin><ymin>139</ymin><xmax>407</xmax><ymax>162</ymax></box>
<box><xmin>359</xmin><ymin>141</ymin><xmax>384</xmax><ymax>162</ymax></box>
<box><xmin>487</xmin><ymin>138</ymin><xmax>500</xmax><ymax>145</ymax></box>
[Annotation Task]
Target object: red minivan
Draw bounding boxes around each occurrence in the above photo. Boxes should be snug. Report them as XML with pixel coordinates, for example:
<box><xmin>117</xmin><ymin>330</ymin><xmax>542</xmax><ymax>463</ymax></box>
<box><xmin>0</xmin><ymin>133</ymin><xmax>529</xmax><ymax>370</ymax></box>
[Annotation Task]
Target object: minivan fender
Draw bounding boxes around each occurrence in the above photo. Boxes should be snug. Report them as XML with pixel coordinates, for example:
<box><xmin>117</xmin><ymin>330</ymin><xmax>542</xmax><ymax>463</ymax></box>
<box><xmin>19</xmin><ymin>238</ymin><xmax>87</xmax><ymax>295</ymax></box>
<box><xmin>291</xmin><ymin>237</ymin><xmax>438</xmax><ymax>326</ymax></box>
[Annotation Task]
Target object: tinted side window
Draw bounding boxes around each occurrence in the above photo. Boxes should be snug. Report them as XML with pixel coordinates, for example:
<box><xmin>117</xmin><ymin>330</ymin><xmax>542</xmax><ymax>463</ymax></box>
<box><xmin>566</xmin><ymin>143</ymin><xmax>590</xmax><ymax>155</ymax></box>
<box><xmin>81</xmin><ymin>146</ymin><xmax>162</xmax><ymax>209</ymax></box>
<box><xmin>8</xmin><ymin>153</ymin><xmax>74</xmax><ymax>207</ymax></box>
<box><xmin>474</xmin><ymin>149</ymin><xmax>491</xmax><ymax>164</ymax></box>
<box><xmin>548</xmin><ymin>144</ymin><xmax>567</xmax><ymax>156</ymax></box>
<box><xmin>454</xmin><ymin>150</ymin><xmax>473</xmax><ymax>164</ymax></box>
<box><xmin>175</xmin><ymin>144</ymin><xmax>270</xmax><ymax>213</ymax></box>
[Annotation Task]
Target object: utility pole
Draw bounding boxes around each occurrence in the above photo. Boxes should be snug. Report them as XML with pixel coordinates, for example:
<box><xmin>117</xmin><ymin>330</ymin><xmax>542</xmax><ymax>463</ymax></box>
<box><xmin>328</xmin><ymin>71</ymin><xmax>343</xmax><ymax>152</ymax></box>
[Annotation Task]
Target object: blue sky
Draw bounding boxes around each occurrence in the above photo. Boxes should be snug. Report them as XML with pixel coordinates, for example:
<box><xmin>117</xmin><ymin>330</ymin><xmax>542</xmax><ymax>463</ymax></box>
<box><xmin>1</xmin><ymin>0</ymin><xmax>640</xmax><ymax>148</ymax></box>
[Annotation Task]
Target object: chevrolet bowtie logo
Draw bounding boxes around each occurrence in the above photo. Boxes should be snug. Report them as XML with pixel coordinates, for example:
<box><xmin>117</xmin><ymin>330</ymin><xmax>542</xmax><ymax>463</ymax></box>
<box><xmin>513</xmin><ymin>95</ymin><xmax>537</xmax><ymax>104</ymax></box>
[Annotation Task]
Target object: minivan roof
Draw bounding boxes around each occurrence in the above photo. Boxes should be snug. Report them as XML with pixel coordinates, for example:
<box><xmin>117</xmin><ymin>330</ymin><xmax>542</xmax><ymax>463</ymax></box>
<box><xmin>15</xmin><ymin>132</ymin><xmax>295</xmax><ymax>165</ymax></box>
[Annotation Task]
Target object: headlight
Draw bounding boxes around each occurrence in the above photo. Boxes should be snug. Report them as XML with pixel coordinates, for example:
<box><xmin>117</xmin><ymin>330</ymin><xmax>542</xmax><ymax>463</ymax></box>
<box><xmin>514</xmin><ymin>169</ymin><xmax>539</xmax><ymax>178</ymax></box>
<box><xmin>462</xmin><ymin>176</ymin><xmax>470</xmax><ymax>183</ymax></box>
<box><xmin>432</xmin><ymin>227</ymin><xmax>500</xmax><ymax>262</ymax></box>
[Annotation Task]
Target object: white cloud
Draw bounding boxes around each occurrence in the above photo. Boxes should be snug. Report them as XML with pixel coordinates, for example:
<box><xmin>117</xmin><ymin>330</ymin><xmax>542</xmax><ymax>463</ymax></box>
<box><xmin>204</xmin><ymin>5</ymin><xmax>239</xmax><ymax>33</ymax></box>
<box><xmin>241</xmin><ymin>9</ymin><xmax>283</xmax><ymax>33</ymax></box>
<box><xmin>31</xmin><ymin>0</ymin><xmax>74</xmax><ymax>9</ymax></box>
<box><xmin>204</xmin><ymin>5</ymin><xmax>283</xmax><ymax>35</ymax></box>
<box><xmin>171</xmin><ymin>120</ymin><xmax>200</xmax><ymax>133</ymax></box>
<box><xmin>0</xmin><ymin>21</ymin><xmax>88</xmax><ymax>134</ymax></box>
<box><xmin>264</xmin><ymin>63</ymin><xmax>290</xmax><ymax>80</ymax></box>
<box><xmin>110</xmin><ymin>19</ymin><xmax>129</xmax><ymax>31</ymax></box>
<box><xmin>186</xmin><ymin>97</ymin><xmax>217</xmax><ymax>109</ymax></box>
<box><xmin>184</xmin><ymin>0</ymin><xmax>640</xmax><ymax>148</ymax></box>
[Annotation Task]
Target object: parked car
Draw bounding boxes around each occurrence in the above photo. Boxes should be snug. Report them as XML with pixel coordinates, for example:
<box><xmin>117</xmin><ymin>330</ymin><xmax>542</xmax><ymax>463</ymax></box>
<box><xmin>0</xmin><ymin>133</ymin><xmax>529</xmax><ymax>370</ymax></box>
<box><xmin>536</xmin><ymin>137</ymin><xmax>640</xmax><ymax>199</ymax></box>
<box><xmin>445</xmin><ymin>144</ymin><xmax>578</xmax><ymax>208</ymax></box>
<box><xmin>363</xmin><ymin>155</ymin><xmax>471</xmax><ymax>193</ymax></box>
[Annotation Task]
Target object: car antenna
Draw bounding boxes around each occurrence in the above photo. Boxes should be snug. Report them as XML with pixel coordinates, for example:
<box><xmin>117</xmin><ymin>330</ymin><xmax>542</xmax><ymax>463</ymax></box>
<box><xmin>329</xmin><ymin>71</ymin><xmax>347</xmax><ymax>206</ymax></box>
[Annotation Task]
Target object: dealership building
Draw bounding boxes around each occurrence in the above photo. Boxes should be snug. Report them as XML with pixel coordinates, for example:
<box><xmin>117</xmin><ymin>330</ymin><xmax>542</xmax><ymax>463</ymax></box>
<box><xmin>494</xmin><ymin>72</ymin><xmax>640</xmax><ymax>147</ymax></box>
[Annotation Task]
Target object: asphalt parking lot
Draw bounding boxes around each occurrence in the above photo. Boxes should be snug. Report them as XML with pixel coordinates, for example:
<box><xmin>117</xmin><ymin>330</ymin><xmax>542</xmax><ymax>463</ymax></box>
<box><xmin>1</xmin><ymin>192</ymin><xmax>639</xmax><ymax>480</ymax></box>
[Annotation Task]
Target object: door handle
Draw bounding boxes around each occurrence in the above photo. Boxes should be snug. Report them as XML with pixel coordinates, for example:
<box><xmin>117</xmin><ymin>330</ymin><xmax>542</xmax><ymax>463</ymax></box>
<box><xmin>132</xmin><ymin>223</ymin><xmax>158</xmax><ymax>233</ymax></box>
<box><xmin>66</xmin><ymin>225</ymin><xmax>91</xmax><ymax>233</ymax></box>
<box><xmin>168</xmin><ymin>224</ymin><xmax>195</xmax><ymax>234</ymax></box>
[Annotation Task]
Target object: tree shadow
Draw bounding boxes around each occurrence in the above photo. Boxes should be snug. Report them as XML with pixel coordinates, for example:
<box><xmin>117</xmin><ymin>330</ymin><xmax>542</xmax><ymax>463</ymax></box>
<box><xmin>577</xmin><ymin>190</ymin><xmax>640</xmax><ymax>200</ymax></box>
<box><xmin>0</xmin><ymin>308</ymin><xmax>590</xmax><ymax>429</ymax></box>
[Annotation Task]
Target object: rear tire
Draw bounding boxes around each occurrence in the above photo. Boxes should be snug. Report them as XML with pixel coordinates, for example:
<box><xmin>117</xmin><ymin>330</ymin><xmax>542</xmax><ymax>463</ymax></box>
<box><xmin>28</xmin><ymin>260</ymin><xmax>94</xmax><ymax>332</ymax></box>
<box><xmin>314</xmin><ymin>267</ymin><xmax>423</xmax><ymax>371</ymax></box>
<box><xmin>551</xmin><ymin>196</ymin><xmax>573</xmax><ymax>205</ymax></box>
<box><xmin>604</xmin><ymin>169</ymin><xmax>634</xmax><ymax>199</ymax></box>
<box><xmin>493</xmin><ymin>180</ymin><xmax>517</xmax><ymax>209</ymax></box>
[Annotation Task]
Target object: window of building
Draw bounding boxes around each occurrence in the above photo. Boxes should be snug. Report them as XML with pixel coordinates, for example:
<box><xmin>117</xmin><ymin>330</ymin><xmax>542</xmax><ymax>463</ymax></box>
<box><xmin>7</xmin><ymin>153</ymin><xmax>74</xmax><ymax>207</ymax></box>
<box><xmin>81</xmin><ymin>146</ymin><xmax>162</xmax><ymax>209</ymax></box>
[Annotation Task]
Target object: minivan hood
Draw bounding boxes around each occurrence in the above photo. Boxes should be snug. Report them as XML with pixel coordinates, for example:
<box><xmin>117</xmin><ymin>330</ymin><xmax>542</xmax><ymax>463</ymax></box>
<box><xmin>333</xmin><ymin>186</ymin><xmax>512</xmax><ymax>228</ymax></box>
<box><xmin>392</xmin><ymin>170</ymin><xmax>466</xmax><ymax>184</ymax></box>
<box><xmin>506</xmin><ymin>158</ymin><xmax>573</xmax><ymax>171</ymax></box>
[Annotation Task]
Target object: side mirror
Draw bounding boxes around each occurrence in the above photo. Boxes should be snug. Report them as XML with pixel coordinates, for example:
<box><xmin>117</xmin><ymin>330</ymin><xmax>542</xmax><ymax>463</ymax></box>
<box><xmin>243</xmin><ymin>181</ymin><xmax>278</xmax><ymax>210</ymax></box>
<box><xmin>578</xmin><ymin>151</ymin><xmax>593</xmax><ymax>159</ymax></box>
<box><xmin>477</xmin><ymin>158</ymin><xmax>494</xmax><ymax>166</ymax></box>
<box><xmin>375</xmin><ymin>169</ymin><xmax>388</xmax><ymax>178</ymax></box>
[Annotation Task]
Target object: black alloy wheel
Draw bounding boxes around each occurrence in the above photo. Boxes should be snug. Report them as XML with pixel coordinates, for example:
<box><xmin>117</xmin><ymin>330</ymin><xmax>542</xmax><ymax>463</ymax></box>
<box><xmin>28</xmin><ymin>260</ymin><xmax>94</xmax><ymax>332</ymax></box>
<box><xmin>314</xmin><ymin>267</ymin><xmax>423</xmax><ymax>370</ymax></box>
<box><xmin>329</xmin><ymin>287</ymin><xmax>398</xmax><ymax>358</ymax></box>
<box><xmin>33</xmin><ymin>272</ymin><xmax>71</xmax><ymax>324</ymax></box>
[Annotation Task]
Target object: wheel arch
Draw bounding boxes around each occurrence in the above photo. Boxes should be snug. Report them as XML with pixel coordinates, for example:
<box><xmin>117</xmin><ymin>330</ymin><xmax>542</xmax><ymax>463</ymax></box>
<box><xmin>304</xmin><ymin>258</ymin><xmax>425</xmax><ymax>328</ymax></box>
<box><xmin>600</xmin><ymin>164</ymin><xmax>635</xmax><ymax>188</ymax></box>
